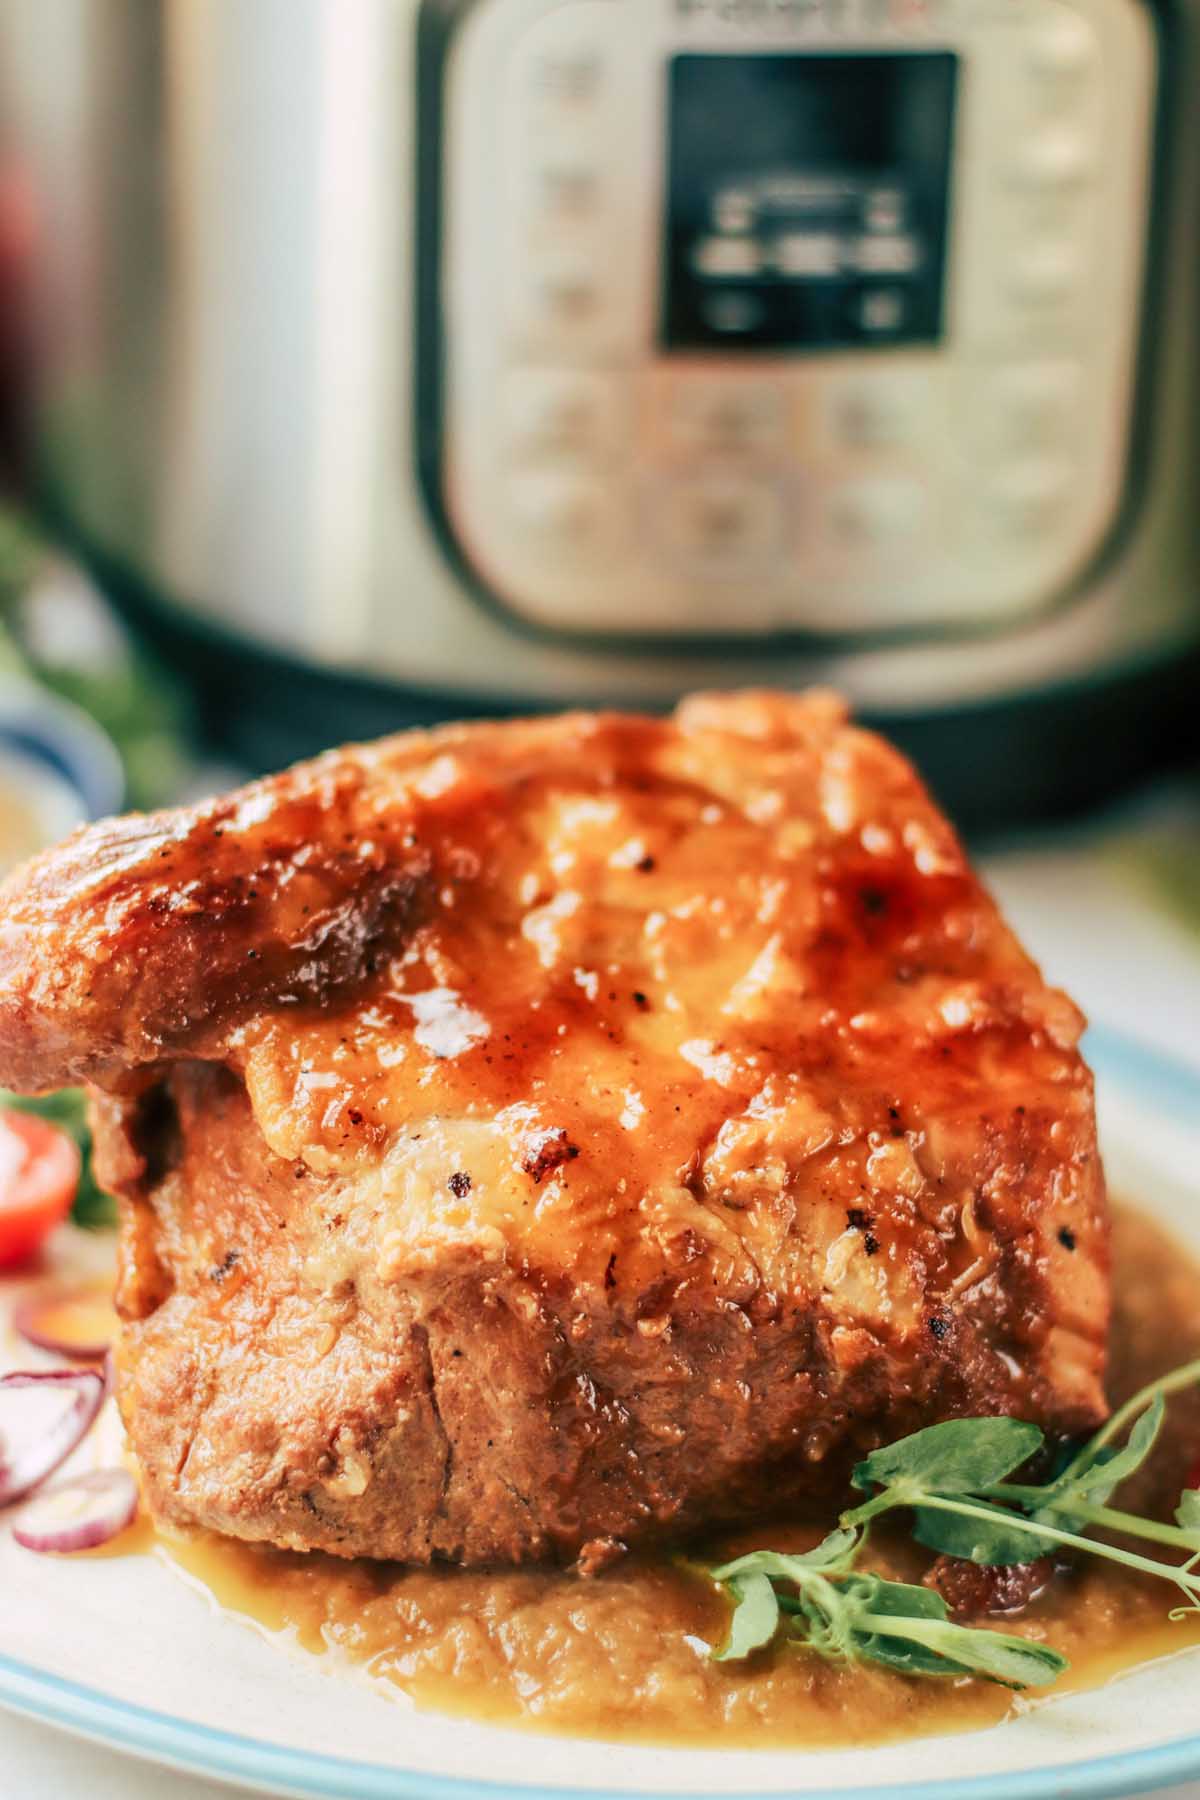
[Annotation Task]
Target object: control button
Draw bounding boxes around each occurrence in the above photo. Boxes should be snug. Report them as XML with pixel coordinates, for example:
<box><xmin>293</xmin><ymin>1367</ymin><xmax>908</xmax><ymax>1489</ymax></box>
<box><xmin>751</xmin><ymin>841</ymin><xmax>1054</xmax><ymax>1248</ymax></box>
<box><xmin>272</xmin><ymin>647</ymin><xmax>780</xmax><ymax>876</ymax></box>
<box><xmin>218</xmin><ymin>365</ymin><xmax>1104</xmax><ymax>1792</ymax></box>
<box><xmin>506</xmin><ymin>470</ymin><xmax>622</xmax><ymax>560</ymax></box>
<box><xmin>983</xmin><ymin>458</ymin><xmax>1074</xmax><ymax>534</ymax></box>
<box><xmin>661</xmin><ymin>477</ymin><xmax>783</xmax><ymax>567</ymax></box>
<box><xmin>828</xmin><ymin>374</ymin><xmax>932</xmax><ymax>450</ymax></box>
<box><xmin>855</xmin><ymin>288</ymin><xmax>908</xmax><ymax>336</ymax></box>
<box><xmin>714</xmin><ymin>188</ymin><xmax>755</xmax><ymax>234</ymax></box>
<box><xmin>828</xmin><ymin>478</ymin><xmax>925</xmax><ymax>547</ymax></box>
<box><xmin>851</xmin><ymin>234</ymin><xmax>922</xmax><ymax>277</ymax></box>
<box><xmin>772</xmin><ymin>232</ymin><xmax>840</xmax><ymax>278</ymax></box>
<box><xmin>692</xmin><ymin>236</ymin><xmax>765</xmax><ymax>279</ymax></box>
<box><xmin>1006</xmin><ymin>238</ymin><xmax>1084</xmax><ymax>307</ymax></box>
<box><xmin>864</xmin><ymin>188</ymin><xmax>906</xmax><ymax>235</ymax></box>
<box><xmin>527</xmin><ymin>157</ymin><xmax>600</xmax><ymax>221</ymax></box>
<box><xmin>526</xmin><ymin>47</ymin><xmax>604</xmax><ymax>104</ymax></box>
<box><xmin>666</xmin><ymin>379</ymin><xmax>787</xmax><ymax>457</ymax></box>
<box><xmin>985</xmin><ymin>362</ymin><xmax>1080</xmax><ymax>454</ymax></box>
<box><xmin>1026</xmin><ymin>9</ymin><xmax>1097</xmax><ymax>82</ymax></box>
<box><xmin>517</xmin><ymin>252</ymin><xmax>601</xmax><ymax>329</ymax></box>
<box><xmin>1008</xmin><ymin>132</ymin><xmax>1095</xmax><ymax>191</ymax></box>
<box><xmin>503</xmin><ymin>370</ymin><xmax>623</xmax><ymax>460</ymax></box>
<box><xmin>700</xmin><ymin>290</ymin><xmax>768</xmax><ymax>337</ymax></box>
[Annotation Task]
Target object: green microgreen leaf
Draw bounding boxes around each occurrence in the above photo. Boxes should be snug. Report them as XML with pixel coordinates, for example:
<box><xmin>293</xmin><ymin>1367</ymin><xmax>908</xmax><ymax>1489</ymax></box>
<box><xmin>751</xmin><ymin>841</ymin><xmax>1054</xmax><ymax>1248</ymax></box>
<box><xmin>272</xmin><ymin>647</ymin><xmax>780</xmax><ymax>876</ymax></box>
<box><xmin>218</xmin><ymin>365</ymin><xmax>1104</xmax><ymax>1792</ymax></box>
<box><xmin>833</xmin><ymin>1575</ymin><xmax>969</xmax><ymax>1678</ymax></box>
<box><xmin>848</xmin><ymin>1633</ymin><xmax>977</xmax><ymax>1680</ymax></box>
<box><xmin>1177</xmin><ymin>1490</ymin><xmax>1200</xmax><ymax>1534</ymax></box>
<box><xmin>852</xmin><ymin>1417</ymin><xmax>1044</xmax><ymax>1498</ymax></box>
<box><xmin>844</xmin><ymin>1572</ymin><xmax>948</xmax><ymax>1621</ymax></box>
<box><xmin>1042</xmin><ymin>1395</ymin><xmax>1165</xmax><ymax>1512</ymax></box>
<box><xmin>911</xmin><ymin>1500</ymin><xmax>1055</xmax><ymax>1566</ymax></box>
<box><xmin>1054</xmin><ymin>1357</ymin><xmax>1200</xmax><ymax>1493</ymax></box>
<box><xmin>854</xmin><ymin>1612</ymin><xmax>1068</xmax><ymax>1688</ymax></box>
<box><xmin>837</xmin><ymin>1574</ymin><xmax>1064</xmax><ymax>1687</ymax></box>
<box><xmin>709</xmin><ymin>1528</ymin><xmax>859</xmax><ymax>1586</ymax></box>
<box><xmin>712</xmin><ymin>1570</ymin><xmax>780</xmax><ymax>1662</ymax></box>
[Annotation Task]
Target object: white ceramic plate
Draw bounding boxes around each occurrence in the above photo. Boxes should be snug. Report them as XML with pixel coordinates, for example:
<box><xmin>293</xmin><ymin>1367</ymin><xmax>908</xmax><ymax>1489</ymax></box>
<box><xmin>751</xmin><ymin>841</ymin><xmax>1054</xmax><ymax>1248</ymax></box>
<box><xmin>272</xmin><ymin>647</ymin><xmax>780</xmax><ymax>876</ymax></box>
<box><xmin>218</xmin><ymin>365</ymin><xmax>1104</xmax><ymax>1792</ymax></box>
<box><xmin>2</xmin><ymin>1024</ymin><xmax>1199</xmax><ymax>1800</ymax></box>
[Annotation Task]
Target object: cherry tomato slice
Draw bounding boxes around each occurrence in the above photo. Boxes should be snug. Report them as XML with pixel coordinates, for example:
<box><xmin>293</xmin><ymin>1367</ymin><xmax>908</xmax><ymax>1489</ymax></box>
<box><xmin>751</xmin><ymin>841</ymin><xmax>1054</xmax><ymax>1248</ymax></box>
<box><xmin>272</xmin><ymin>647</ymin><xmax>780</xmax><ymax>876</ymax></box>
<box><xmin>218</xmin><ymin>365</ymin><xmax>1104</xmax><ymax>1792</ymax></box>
<box><xmin>0</xmin><ymin>1109</ymin><xmax>81</xmax><ymax>1270</ymax></box>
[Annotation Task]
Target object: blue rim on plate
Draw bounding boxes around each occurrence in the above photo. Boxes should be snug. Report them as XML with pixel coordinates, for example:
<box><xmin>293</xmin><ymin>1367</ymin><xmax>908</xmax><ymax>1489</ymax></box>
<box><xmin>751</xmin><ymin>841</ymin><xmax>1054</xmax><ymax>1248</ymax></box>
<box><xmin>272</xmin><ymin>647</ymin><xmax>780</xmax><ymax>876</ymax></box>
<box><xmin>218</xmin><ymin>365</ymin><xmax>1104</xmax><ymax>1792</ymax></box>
<box><xmin>1</xmin><ymin>1022</ymin><xmax>1198</xmax><ymax>1800</ymax></box>
<box><xmin>0</xmin><ymin>678</ymin><xmax>124</xmax><ymax>822</ymax></box>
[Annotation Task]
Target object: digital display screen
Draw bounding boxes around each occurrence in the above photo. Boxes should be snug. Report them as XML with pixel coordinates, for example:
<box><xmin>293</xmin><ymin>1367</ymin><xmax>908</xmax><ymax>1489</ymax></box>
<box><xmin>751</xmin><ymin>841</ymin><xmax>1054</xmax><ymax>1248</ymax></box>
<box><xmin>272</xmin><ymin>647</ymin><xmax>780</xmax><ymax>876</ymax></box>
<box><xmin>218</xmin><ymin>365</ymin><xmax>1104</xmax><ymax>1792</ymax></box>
<box><xmin>662</xmin><ymin>53</ymin><xmax>958</xmax><ymax>352</ymax></box>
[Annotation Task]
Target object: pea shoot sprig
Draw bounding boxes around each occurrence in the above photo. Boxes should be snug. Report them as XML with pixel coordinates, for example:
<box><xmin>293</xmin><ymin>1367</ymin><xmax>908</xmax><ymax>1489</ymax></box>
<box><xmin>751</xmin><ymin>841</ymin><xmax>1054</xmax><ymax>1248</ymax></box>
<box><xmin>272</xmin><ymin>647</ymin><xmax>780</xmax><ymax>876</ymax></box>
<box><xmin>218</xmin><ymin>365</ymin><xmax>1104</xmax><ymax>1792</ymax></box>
<box><xmin>707</xmin><ymin>1357</ymin><xmax>1200</xmax><ymax>1689</ymax></box>
<box><xmin>709</xmin><ymin>1529</ymin><xmax>1070</xmax><ymax>1689</ymax></box>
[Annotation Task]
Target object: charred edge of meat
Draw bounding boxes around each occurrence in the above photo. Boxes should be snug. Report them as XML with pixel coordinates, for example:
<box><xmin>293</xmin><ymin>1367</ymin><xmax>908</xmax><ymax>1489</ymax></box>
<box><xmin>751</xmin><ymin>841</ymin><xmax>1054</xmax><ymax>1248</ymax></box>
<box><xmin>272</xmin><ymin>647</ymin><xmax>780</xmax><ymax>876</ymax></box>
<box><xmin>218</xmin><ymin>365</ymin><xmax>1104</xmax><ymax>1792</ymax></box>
<box><xmin>521</xmin><ymin>1131</ymin><xmax>581</xmax><ymax>1185</ymax></box>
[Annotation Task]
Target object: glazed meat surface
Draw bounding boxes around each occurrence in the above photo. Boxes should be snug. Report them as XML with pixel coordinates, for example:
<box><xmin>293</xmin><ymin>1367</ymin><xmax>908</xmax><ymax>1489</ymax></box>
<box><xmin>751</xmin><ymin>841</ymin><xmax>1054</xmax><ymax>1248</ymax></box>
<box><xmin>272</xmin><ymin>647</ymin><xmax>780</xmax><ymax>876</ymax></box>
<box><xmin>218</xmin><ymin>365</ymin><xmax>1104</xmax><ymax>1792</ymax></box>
<box><xmin>0</xmin><ymin>691</ymin><xmax>1109</xmax><ymax>1566</ymax></box>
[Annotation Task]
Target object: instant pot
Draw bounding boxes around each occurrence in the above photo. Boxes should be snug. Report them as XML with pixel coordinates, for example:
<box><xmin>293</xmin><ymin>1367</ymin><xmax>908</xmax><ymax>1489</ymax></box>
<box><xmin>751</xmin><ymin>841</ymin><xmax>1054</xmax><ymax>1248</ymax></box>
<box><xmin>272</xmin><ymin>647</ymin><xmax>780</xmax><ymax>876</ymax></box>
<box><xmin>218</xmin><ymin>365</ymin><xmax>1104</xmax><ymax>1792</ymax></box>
<box><xmin>2</xmin><ymin>0</ymin><xmax>1198</xmax><ymax>823</ymax></box>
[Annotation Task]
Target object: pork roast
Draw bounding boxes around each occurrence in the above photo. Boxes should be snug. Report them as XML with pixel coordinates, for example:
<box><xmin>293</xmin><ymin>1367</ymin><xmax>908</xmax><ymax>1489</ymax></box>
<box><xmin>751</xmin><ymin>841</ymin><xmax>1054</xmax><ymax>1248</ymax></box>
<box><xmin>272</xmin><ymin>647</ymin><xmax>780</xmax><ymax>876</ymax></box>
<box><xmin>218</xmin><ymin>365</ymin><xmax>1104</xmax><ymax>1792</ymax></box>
<box><xmin>0</xmin><ymin>691</ymin><xmax>1109</xmax><ymax>1566</ymax></box>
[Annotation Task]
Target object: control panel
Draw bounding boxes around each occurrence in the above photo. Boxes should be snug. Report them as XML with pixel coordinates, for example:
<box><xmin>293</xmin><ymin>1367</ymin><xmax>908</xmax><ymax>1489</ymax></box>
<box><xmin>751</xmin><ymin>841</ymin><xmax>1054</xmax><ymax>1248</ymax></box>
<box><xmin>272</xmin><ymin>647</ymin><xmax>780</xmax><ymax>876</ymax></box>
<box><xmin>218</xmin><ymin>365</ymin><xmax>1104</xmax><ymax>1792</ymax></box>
<box><xmin>437</xmin><ymin>0</ymin><xmax>1156</xmax><ymax>638</ymax></box>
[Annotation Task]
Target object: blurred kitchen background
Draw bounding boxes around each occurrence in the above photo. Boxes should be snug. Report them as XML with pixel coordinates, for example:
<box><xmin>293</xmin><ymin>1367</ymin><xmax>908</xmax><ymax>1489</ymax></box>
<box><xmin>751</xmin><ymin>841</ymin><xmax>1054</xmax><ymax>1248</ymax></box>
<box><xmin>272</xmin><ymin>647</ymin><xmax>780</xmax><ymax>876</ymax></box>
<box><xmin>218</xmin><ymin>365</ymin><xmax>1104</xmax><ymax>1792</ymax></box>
<box><xmin>0</xmin><ymin>0</ymin><xmax>1196</xmax><ymax>935</ymax></box>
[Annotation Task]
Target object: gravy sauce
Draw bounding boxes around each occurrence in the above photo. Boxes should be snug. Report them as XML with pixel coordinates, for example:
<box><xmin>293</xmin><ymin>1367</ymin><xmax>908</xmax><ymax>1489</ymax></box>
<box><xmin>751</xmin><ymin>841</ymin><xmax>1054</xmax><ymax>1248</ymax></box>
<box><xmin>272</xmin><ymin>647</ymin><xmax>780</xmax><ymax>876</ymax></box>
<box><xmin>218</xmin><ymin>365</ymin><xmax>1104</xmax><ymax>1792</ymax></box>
<box><xmin>147</xmin><ymin>1205</ymin><xmax>1200</xmax><ymax>1746</ymax></box>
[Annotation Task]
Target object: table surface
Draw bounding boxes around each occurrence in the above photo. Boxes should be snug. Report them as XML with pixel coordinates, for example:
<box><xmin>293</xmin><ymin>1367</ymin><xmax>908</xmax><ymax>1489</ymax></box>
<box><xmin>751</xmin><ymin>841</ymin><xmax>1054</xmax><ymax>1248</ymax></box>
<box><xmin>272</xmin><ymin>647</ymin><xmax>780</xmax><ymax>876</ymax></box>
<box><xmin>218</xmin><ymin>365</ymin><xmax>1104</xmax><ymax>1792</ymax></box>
<box><xmin>3</xmin><ymin>786</ymin><xmax>1199</xmax><ymax>1800</ymax></box>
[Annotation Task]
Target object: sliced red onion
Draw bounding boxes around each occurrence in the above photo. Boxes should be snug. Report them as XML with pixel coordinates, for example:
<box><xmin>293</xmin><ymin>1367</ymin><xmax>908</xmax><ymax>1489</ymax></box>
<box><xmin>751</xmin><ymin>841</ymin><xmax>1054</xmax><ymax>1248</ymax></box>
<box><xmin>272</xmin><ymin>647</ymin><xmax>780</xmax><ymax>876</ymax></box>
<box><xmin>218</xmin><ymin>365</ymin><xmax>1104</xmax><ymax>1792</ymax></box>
<box><xmin>0</xmin><ymin>1369</ymin><xmax>106</xmax><ymax>1507</ymax></box>
<box><xmin>15</xmin><ymin>1287</ymin><xmax>116</xmax><ymax>1361</ymax></box>
<box><xmin>12</xmin><ymin>1467</ymin><xmax>138</xmax><ymax>1553</ymax></box>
